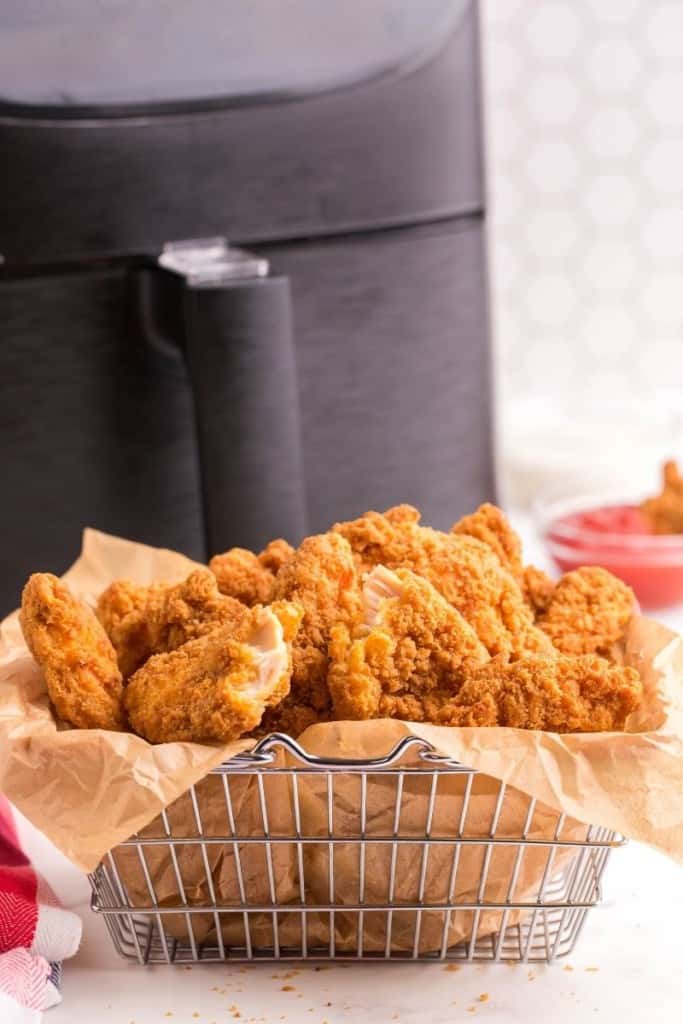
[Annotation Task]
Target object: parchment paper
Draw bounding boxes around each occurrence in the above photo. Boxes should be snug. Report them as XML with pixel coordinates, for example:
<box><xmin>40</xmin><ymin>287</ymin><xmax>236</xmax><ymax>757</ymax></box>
<box><xmin>1</xmin><ymin>529</ymin><xmax>682</xmax><ymax>955</ymax></box>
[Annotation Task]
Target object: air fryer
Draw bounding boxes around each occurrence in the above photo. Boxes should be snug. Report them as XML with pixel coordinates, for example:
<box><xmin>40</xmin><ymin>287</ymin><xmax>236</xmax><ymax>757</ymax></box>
<box><xmin>0</xmin><ymin>0</ymin><xmax>494</xmax><ymax>612</ymax></box>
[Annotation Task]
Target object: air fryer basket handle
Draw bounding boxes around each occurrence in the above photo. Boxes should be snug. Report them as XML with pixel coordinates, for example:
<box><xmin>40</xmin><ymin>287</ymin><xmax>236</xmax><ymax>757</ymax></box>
<box><xmin>182</xmin><ymin>275</ymin><xmax>308</xmax><ymax>556</ymax></box>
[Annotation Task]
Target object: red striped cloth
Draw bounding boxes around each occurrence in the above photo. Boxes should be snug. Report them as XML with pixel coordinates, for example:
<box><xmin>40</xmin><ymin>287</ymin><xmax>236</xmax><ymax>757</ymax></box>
<box><xmin>0</xmin><ymin>797</ymin><xmax>81</xmax><ymax>1022</ymax></box>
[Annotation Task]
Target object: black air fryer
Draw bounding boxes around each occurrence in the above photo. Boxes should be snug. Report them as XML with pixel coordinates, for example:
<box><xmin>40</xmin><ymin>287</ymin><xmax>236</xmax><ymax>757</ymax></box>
<box><xmin>0</xmin><ymin>0</ymin><xmax>493</xmax><ymax>612</ymax></box>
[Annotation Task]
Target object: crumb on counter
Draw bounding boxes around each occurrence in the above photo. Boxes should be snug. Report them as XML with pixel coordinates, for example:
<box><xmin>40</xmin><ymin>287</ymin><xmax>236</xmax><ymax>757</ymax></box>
<box><xmin>444</xmin><ymin>963</ymin><xmax>461</xmax><ymax>972</ymax></box>
<box><xmin>478</xmin><ymin>993</ymin><xmax>489</xmax><ymax>1003</ymax></box>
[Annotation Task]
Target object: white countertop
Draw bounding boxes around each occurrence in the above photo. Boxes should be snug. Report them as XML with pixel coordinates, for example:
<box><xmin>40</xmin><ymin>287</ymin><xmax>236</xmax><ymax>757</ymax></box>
<box><xmin>17</xmin><ymin>828</ymin><xmax>682</xmax><ymax>1024</ymax></box>
<box><xmin>13</xmin><ymin>513</ymin><xmax>683</xmax><ymax>1023</ymax></box>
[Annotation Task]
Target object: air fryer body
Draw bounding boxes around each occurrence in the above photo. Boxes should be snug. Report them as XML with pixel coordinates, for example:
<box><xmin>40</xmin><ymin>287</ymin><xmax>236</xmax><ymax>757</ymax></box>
<box><xmin>0</xmin><ymin>0</ymin><xmax>493</xmax><ymax>612</ymax></box>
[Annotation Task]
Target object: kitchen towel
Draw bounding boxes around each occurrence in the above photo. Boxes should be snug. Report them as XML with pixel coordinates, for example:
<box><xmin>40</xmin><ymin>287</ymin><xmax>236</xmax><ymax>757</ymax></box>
<box><xmin>0</xmin><ymin>797</ymin><xmax>81</xmax><ymax>1023</ymax></box>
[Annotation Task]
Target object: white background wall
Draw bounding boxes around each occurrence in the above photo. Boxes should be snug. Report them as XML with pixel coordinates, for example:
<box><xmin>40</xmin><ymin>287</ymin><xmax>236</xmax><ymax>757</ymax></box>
<box><xmin>479</xmin><ymin>1</ymin><xmax>683</xmax><ymax>501</ymax></box>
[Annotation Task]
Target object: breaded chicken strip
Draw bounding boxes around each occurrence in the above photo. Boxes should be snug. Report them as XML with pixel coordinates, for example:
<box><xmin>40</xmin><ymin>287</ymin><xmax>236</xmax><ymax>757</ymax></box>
<box><xmin>97</xmin><ymin>569</ymin><xmax>249</xmax><ymax>677</ymax></box>
<box><xmin>209</xmin><ymin>539</ymin><xmax>294</xmax><ymax>605</ymax></box>
<box><xmin>451</xmin><ymin>503</ymin><xmax>524</xmax><ymax>580</ymax></box>
<box><xmin>328</xmin><ymin>566</ymin><xmax>489</xmax><ymax>721</ymax></box>
<box><xmin>125</xmin><ymin>602</ymin><xmax>302</xmax><ymax>744</ymax></box>
<box><xmin>640</xmin><ymin>459</ymin><xmax>683</xmax><ymax>534</ymax></box>
<box><xmin>209</xmin><ymin>548</ymin><xmax>273</xmax><ymax>605</ymax></box>
<box><xmin>333</xmin><ymin>508</ymin><xmax>552</xmax><ymax>660</ymax></box>
<box><xmin>435</xmin><ymin>654</ymin><xmax>642</xmax><ymax>732</ymax></box>
<box><xmin>383</xmin><ymin>504</ymin><xmax>422</xmax><ymax>526</ymax></box>
<box><xmin>260</xmin><ymin>533</ymin><xmax>363</xmax><ymax>731</ymax></box>
<box><xmin>522</xmin><ymin>565</ymin><xmax>556</xmax><ymax>617</ymax></box>
<box><xmin>258</xmin><ymin>538</ymin><xmax>295</xmax><ymax>574</ymax></box>
<box><xmin>20</xmin><ymin>573</ymin><xmax>125</xmax><ymax>730</ymax></box>
<box><xmin>537</xmin><ymin>567</ymin><xmax>634</xmax><ymax>657</ymax></box>
<box><xmin>451</xmin><ymin>505</ymin><xmax>557</xmax><ymax>619</ymax></box>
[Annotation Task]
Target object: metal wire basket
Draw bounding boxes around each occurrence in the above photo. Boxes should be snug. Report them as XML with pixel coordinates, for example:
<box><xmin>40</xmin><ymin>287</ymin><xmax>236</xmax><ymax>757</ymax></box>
<box><xmin>89</xmin><ymin>733</ymin><xmax>623</xmax><ymax>965</ymax></box>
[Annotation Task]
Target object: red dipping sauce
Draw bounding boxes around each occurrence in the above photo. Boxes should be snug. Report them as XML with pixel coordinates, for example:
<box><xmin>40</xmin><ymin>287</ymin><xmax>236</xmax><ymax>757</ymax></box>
<box><xmin>543</xmin><ymin>499</ymin><xmax>683</xmax><ymax>609</ymax></box>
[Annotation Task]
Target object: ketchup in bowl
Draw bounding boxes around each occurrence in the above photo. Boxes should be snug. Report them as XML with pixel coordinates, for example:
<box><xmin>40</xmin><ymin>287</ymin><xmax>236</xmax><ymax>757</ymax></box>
<box><xmin>542</xmin><ymin>498</ymin><xmax>683</xmax><ymax>610</ymax></box>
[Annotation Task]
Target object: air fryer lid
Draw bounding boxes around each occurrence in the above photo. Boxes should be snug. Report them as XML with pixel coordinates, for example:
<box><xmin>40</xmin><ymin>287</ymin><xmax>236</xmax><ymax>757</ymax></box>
<box><xmin>1</xmin><ymin>0</ymin><xmax>466</xmax><ymax>113</ymax></box>
<box><xmin>0</xmin><ymin>0</ymin><xmax>482</xmax><ymax>265</ymax></box>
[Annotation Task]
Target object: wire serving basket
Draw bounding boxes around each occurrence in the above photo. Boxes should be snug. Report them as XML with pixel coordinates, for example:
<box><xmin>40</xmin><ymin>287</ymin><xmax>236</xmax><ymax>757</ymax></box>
<box><xmin>89</xmin><ymin>733</ymin><xmax>623</xmax><ymax>965</ymax></box>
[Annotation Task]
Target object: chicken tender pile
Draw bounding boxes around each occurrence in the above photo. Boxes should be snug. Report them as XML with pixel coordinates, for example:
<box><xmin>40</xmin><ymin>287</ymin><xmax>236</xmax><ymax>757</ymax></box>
<box><xmin>18</xmin><ymin>503</ymin><xmax>641</xmax><ymax>742</ymax></box>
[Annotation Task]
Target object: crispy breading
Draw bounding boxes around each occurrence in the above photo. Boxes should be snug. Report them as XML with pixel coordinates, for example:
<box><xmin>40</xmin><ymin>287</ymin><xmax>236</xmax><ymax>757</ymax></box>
<box><xmin>332</xmin><ymin>508</ymin><xmax>552</xmax><ymax>660</ymax></box>
<box><xmin>97</xmin><ymin>569</ymin><xmax>249</xmax><ymax>677</ymax></box>
<box><xmin>264</xmin><ymin>532</ymin><xmax>363</xmax><ymax>728</ymax></box>
<box><xmin>258</xmin><ymin>538</ymin><xmax>295</xmax><ymax>574</ymax></box>
<box><xmin>435</xmin><ymin>654</ymin><xmax>642</xmax><ymax>732</ymax></box>
<box><xmin>20</xmin><ymin>573</ymin><xmax>125</xmax><ymax>730</ymax></box>
<box><xmin>640</xmin><ymin>459</ymin><xmax>683</xmax><ymax>534</ymax></box>
<box><xmin>451</xmin><ymin>503</ymin><xmax>524</xmax><ymax>580</ymax></box>
<box><xmin>209</xmin><ymin>548</ymin><xmax>275</xmax><ymax>605</ymax></box>
<box><xmin>537</xmin><ymin>567</ymin><xmax>634</xmax><ymax>657</ymax></box>
<box><xmin>208</xmin><ymin>539</ymin><xmax>295</xmax><ymax>606</ymax></box>
<box><xmin>255</xmin><ymin>702</ymin><xmax>324</xmax><ymax>739</ymax></box>
<box><xmin>522</xmin><ymin>565</ymin><xmax>557</xmax><ymax>617</ymax></box>
<box><xmin>328</xmin><ymin>566</ymin><xmax>489</xmax><ymax>721</ymax></box>
<box><xmin>125</xmin><ymin>603</ymin><xmax>302</xmax><ymax>743</ymax></box>
<box><xmin>383</xmin><ymin>504</ymin><xmax>422</xmax><ymax>525</ymax></box>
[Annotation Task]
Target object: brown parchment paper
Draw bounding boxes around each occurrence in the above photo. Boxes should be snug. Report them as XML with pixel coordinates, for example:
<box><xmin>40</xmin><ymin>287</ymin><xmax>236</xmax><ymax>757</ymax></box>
<box><xmin>1</xmin><ymin>529</ymin><xmax>683</xmax><ymax>955</ymax></box>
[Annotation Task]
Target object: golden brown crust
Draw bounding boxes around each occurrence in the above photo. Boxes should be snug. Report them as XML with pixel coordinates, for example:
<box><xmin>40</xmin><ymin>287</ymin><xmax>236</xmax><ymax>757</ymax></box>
<box><xmin>209</xmin><ymin>548</ymin><xmax>275</xmax><ymax>605</ymax></box>
<box><xmin>522</xmin><ymin>565</ymin><xmax>557</xmax><ymax>617</ymax></box>
<box><xmin>269</xmin><ymin>532</ymin><xmax>363</xmax><ymax>725</ymax></box>
<box><xmin>640</xmin><ymin>459</ymin><xmax>683</xmax><ymax>534</ymax></box>
<box><xmin>537</xmin><ymin>567</ymin><xmax>634</xmax><ymax>657</ymax></box>
<box><xmin>328</xmin><ymin>568</ymin><xmax>489</xmax><ymax>722</ymax></box>
<box><xmin>20</xmin><ymin>573</ymin><xmax>125</xmax><ymax>730</ymax></box>
<box><xmin>451</xmin><ymin>503</ymin><xmax>524</xmax><ymax>580</ymax></box>
<box><xmin>436</xmin><ymin>654</ymin><xmax>642</xmax><ymax>732</ymax></box>
<box><xmin>125</xmin><ymin>603</ymin><xmax>301</xmax><ymax>744</ymax></box>
<box><xmin>333</xmin><ymin>508</ymin><xmax>552</xmax><ymax>660</ymax></box>
<box><xmin>258</xmin><ymin>538</ymin><xmax>295</xmax><ymax>574</ymax></box>
<box><xmin>256</xmin><ymin>702</ymin><xmax>326</xmax><ymax>738</ymax></box>
<box><xmin>97</xmin><ymin>569</ymin><xmax>249</xmax><ymax>677</ymax></box>
<box><xmin>383</xmin><ymin>504</ymin><xmax>421</xmax><ymax>526</ymax></box>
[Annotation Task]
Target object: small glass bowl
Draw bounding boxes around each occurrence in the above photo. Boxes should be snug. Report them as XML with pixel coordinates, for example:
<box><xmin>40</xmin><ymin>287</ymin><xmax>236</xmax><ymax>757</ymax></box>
<box><xmin>535</xmin><ymin>491</ymin><xmax>683</xmax><ymax>610</ymax></box>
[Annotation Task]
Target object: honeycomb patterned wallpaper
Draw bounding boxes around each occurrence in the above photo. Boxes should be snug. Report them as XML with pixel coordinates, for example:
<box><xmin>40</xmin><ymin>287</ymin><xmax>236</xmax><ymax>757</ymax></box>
<box><xmin>480</xmin><ymin>0</ymin><xmax>683</xmax><ymax>419</ymax></box>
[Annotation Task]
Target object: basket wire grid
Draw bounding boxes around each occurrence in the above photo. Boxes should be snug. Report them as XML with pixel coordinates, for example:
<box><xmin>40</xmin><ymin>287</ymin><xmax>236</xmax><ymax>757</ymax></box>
<box><xmin>89</xmin><ymin>734</ymin><xmax>623</xmax><ymax>965</ymax></box>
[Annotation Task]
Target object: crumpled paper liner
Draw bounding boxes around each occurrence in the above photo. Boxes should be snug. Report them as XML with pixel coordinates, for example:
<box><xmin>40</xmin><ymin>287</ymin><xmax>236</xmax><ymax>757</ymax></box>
<box><xmin>1</xmin><ymin>529</ymin><xmax>683</xmax><ymax>957</ymax></box>
<box><xmin>111</xmin><ymin>743</ymin><xmax>586</xmax><ymax>954</ymax></box>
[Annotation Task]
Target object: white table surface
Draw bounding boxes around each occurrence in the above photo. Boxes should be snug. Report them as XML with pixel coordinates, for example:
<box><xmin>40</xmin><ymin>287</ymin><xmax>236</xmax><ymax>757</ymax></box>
<box><xmin>13</xmin><ymin>513</ymin><xmax>683</xmax><ymax>1023</ymax></box>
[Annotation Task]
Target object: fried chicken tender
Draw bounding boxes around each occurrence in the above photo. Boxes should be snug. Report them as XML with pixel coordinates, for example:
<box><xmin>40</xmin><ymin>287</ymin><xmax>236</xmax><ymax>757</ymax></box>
<box><xmin>640</xmin><ymin>459</ymin><xmax>683</xmax><ymax>534</ymax></box>
<box><xmin>328</xmin><ymin>566</ymin><xmax>489</xmax><ymax>721</ymax></box>
<box><xmin>451</xmin><ymin>503</ymin><xmax>524</xmax><ymax>580</ymax></box>
<box><xmin>260</xmin><ymin>533</ymin><xmax>363</xmax><ymax>732</ymax></box>
<box><xmin>20</xmin><ymin>573</ymin><xmax>125</xmax><ymax>731</ymax></box>
<box><xmin>125</xmin><ymin>602</ymin><xmax>302</xmax><ymax>744</ymax></box>
<box><xmin>522</xmin><ymin>565</ymin><xmax>556</xmax><ymax>617</ymax></box>
<box><xmin>209</xmin><ymin>539</ymin><xmax>295</xmax><ymax>605</ymax></box>
<box><xmin>383</xmin><ymin>504</ymin><xmax>422</xmax><ymax>526</ymax></box>
<box><xmin>258</xmin><ymin>538</ymin><xmax>295</xmax><ymax>574</ymax></box>
<box><xmin>435</xmin><ymin>654</ymin><xmax>642</xmax><ymax>732</ymax></box>
<box><xmin>209</xmin><ymin>549</ymin><xmax>273</xmax><ymax>605</ymax></box>
<box><xmin>97</xmin><ymin>569</ymin><xmax>249</xmax><ymax>677</ymax></box>
<box><xmin>537</xmin><ymin>567</ymin><xmax>634</xmax><ymax>657</ymax></box>
<box><xmin>333</xmin><ymin>507</ymin><xmax>552</xmax><ymax>660</ymax></box>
